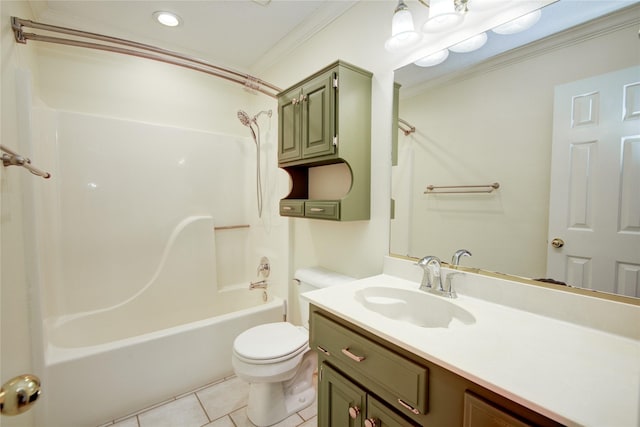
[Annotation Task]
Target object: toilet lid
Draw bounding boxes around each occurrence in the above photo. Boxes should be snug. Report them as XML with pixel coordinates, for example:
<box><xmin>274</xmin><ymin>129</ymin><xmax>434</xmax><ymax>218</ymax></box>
<box><xmin>234</xmin><ymin>322</ymin><xmax>308</xmax><ymax>361</ymax></box>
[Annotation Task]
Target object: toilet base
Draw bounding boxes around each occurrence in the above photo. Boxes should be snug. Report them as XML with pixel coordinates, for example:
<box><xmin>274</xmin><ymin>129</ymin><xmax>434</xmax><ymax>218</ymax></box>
<box><xmin>245</xmin><ymin>351</ymin><xmax>317</xmax><ymax>426</ymax></box>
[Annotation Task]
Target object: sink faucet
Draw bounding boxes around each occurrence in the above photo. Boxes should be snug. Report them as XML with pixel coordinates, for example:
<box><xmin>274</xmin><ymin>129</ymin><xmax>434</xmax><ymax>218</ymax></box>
<box><xmin>416</xmin><ymin>256</ymin><xmax>443</xmax><ymax>293</ymax></box>
<box><xmin>451</xmin><ymin>249</ymin><xmax>472</xmax><ymax>266</ymax></box>
<box><xmin>439</xmin><ymin>249</ymin><xmax>472</xmax><ymax>299</ymax></box>
<box><xmin>249</xmin><ymin>279</ymin><xmax>268</xmax><ymax>290</ymax></box>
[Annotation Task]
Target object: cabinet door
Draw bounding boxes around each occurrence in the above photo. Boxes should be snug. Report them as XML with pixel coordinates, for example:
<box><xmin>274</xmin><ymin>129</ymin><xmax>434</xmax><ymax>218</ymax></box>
<box><xmin>319</xmin><ymin>363</ymin><xmax>366</xmax><ymax>427</ymax></box>
<box><xmin>367</xmin><ymin>396</ymin><xmax>420</xmax><ymax>427</ymax></box>
<box><xmin>464</xmin><ymin>393</ymin><xmax>533</xmax><ymax>427</ymax></box>
<box><xmin>278</xmin><ymin>90</ymin><xmax>302</xmax><ymax>163</ymax></box>
<box><xmin>301</xmin><ymin>71</ymin><xmax>335</xmax><ymax>159</ymax></box>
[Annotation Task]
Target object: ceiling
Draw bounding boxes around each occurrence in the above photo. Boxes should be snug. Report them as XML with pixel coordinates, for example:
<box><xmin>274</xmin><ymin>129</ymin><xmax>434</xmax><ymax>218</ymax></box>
<box><xmin>29</xmin><ymin>0</ymin><xmax>358</xmax><ymax>73</ymax></box>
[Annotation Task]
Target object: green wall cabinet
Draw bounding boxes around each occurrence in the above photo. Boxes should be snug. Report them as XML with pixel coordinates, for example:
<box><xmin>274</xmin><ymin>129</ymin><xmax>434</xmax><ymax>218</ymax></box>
<box><xmin>310</xmin><ymin>306</ymin><xmax>565</xmax><ymax>427</ymax></box>
<box><xmin>277</xmin><ymin>61</ymin><xmax>372</xmax><ymax>221</ymax></box>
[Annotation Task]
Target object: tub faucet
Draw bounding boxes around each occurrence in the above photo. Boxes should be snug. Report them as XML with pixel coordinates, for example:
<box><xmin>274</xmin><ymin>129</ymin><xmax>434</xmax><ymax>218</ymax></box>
<box><xmin>249</xmin><ymin>279</ymin><xmax>268</xmax><ymax>290</ymax></box>
<box><xmin>416</xmin><ymin>256</ymin><xmax>443</xmax><ymax>293</ymax></box>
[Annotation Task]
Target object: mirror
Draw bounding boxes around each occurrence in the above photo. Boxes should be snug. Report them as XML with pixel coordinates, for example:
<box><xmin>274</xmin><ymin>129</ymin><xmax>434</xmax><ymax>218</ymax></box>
<box><xmin>391</xmin><ymin>0</ymin><xmax>640</xmax><ymax>299</ymax></box>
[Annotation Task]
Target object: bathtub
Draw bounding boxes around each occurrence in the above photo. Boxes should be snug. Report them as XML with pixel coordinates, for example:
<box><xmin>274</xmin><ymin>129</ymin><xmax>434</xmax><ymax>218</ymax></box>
<box><xmin>40</xmin><ymin>289</ymin><xmax>285</xmax><ymax>427</ymax></box>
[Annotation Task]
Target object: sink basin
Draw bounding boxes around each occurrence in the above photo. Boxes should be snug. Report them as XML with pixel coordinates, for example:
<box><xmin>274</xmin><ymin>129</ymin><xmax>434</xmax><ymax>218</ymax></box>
<box><xmin>354</xmin><ymin>286</ymin><xmax>475</xmax><ymax>328</ymax></box>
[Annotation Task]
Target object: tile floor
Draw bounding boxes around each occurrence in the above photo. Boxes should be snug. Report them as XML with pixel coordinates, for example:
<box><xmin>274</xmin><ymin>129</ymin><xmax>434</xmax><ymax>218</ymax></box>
<box><xmin>97</xmin><ymin>375</ymin><xmax>317</xmax><ymax>427</ymax></box>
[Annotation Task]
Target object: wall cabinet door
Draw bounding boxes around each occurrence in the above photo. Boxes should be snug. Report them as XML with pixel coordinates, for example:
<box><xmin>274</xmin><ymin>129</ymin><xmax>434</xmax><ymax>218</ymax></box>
<box><xmin>278</xmin><ymin>70</ymin><xmax>335</xmax><ymax>164</ymax></box>
<box><xmin>301</xmin><ymin>71</ymin><xmax>335</xmax><ymax>159</ymax></box>
<box><xmin>278</xmin><ymin>89</ymin><xmax>302</xmax><ymax>163</ymax></box>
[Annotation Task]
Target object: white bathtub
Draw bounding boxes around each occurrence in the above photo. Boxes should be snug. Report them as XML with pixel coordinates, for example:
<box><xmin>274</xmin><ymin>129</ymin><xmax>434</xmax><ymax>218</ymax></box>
<box><xmin>39</xmin><ymin>289</ymin><xmax>285</xmax><ymax>427</ymax></box>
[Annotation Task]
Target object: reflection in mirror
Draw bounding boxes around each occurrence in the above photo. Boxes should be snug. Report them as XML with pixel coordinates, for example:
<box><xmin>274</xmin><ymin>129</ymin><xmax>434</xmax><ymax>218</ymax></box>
<box><xmin>391</xmin><ymin>1</ymin><xmax>640</xmax><ymax>299</ymax></box>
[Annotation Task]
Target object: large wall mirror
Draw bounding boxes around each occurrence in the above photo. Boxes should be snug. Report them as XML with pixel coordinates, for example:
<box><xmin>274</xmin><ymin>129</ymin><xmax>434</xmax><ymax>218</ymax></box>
<box><xmin>391</xmin><ymin>1</ymin><xmax>640</xmax><ymax>300</ymax></box>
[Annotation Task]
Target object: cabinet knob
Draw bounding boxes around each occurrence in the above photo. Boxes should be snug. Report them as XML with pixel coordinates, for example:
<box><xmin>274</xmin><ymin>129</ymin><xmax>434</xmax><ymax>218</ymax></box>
<box><xmin>365</xmin><ymin>418</ymin><xmax>378</xmax><ymax>427</ymax></box>
<box><xmin>348</xmin><ymin>406</ymin><xmax>360</xmax><ymax>419</ymax></box>
<box><xmin>300</xmin><ymin>94</ymin><xmax>308</xmax><ymax>102</ymax></box>
<box><xmin>292</xmin><ymin>98</ymin><xmax>298</xmax><ymax>105</ymax></box>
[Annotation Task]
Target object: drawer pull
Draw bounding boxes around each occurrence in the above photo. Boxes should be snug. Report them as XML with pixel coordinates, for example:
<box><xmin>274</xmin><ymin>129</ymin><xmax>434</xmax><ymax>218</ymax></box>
<box><xmin>348</xmin><ymin>406</ymin><xmax>360</xmax><ymax>419</ymax></box>
<box><xmin>397</xmin><ymin>398</ymin><xmax>421</xmax><ymax>415</ymax></box>
<box><xmin>341</xmin><ymin>348</ymin><xmax>366</xmax><ymax>362</ymax></box>
<box><xmin>282</xmin><ymin>206</ymin><xmax>293</xmax><ymax>211</ymax></box>
<box><xmin>316</xmin><ymin>346</ymin><xmax>330</xmax><ymax>356</ymax></box>
<box><xmin>309</xmin><ymin>207</ymin><xmax>325</xmax><ymax>212</ymax></box>
<box><xmin>364</xmin><ymin>418</ymin><xmax>378</xmax><ymax>427</ymax></box>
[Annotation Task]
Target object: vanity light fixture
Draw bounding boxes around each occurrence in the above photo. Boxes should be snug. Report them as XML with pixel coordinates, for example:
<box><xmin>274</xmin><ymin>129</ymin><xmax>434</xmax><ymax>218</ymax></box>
<box><xmin>385</xmin><ymin>0</ymin><xmax>422</xmax><ymax>51</ymax></box>
<box><xmin>386</xmin><ymin>1</ymin><xmax>544</xmax><ymax>67</ymax></box>
<box><xmin>153</xmin><ymin>11</ymin><xmax>182</xmax><ymax>27</ymax></box>
<box><xmin>423</xmin><ymin>0</ymin><xmax>465</xmax><ymax>32</ymax></box>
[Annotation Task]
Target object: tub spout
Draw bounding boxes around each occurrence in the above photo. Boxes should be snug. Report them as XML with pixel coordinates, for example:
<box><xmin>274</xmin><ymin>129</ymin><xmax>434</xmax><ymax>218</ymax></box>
<box><xmin>249</xmin><ymin>280</ymin><xmax>268</xmax><ymax>290</ymax></box>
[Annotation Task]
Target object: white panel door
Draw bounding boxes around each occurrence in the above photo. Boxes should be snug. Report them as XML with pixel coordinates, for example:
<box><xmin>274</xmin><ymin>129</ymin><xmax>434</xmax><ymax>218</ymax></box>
<box><xmin>548</xmin><ymin>66</ymin><xmax>640</xmax><ymax>297</ymax></box>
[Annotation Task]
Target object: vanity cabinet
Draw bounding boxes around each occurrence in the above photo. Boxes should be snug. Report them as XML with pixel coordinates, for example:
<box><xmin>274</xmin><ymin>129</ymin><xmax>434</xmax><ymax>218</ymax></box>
<box><xmin>277</xmin><ymin>61</ymin><xmax>372</xmax><ymax>221</ymax></box>
<box><xmin>310</xmin><ymin>306</ymin><xmax>565</xmax><ymax>427</ymax></box>
<box><xmin>320</xmin><ymin>362</ymin><xmax>419</xmax><ymax>427</ymax></box>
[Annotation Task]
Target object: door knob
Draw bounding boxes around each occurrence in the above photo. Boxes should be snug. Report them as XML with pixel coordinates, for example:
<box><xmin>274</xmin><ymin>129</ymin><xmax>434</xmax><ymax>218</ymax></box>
<box><xmin>365</xmin><ymin>418</ymin><xmax>378</xmax><ymax>427</ymax></box>
<box><xmin>0</xmin><ymin>374</ymin><xmax>41</xmax><ymax>416</ymax></box>
<box><xmin>348</xmin><ymin>406</ymin><xmax>360</xmax><ymax>419</ymax></box>
<box><xmin>551</xmin><ymin>238</ymin><xmax>565</xmax><ymax>248</ymax></box>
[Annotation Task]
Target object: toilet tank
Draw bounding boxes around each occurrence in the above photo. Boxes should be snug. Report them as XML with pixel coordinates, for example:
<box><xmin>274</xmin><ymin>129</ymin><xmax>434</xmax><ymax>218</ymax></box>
<box><xmin>294</xmin><ymin>267</ymin><xmax>355</xmax><ymax>328</ymax></box>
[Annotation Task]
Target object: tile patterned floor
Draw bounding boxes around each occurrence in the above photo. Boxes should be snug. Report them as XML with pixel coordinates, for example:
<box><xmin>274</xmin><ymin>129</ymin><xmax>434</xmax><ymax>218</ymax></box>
<box><xmin>97</xmin><ymin>375</ymin><xmax>317</xmax><ymax>427</ymax></box>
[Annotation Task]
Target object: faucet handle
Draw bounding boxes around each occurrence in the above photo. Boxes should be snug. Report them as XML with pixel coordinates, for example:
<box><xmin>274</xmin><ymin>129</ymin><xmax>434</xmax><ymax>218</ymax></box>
<box><xmin>451</xmin><ymin>249</ymin><xmax>472</xmax><ymax>266</ymax></box>
<box><xmin>416</xmin><ymin>256</ymin><xmax>441</xmax><ymax>291</ymax></box>
<box><xmin>257</xmin><ymin>256</ymin><xmax>270</xmax><ymax>278</ymax></box>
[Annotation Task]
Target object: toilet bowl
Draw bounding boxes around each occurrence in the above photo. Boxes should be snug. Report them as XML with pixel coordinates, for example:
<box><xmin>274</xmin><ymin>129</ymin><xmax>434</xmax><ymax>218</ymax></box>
<box><xmin>231</xmin><ymin>267</ymin><xmax>354</xmax><ymax>427</ymax></box>
<box><xmin>232</xmin><ymin>322</ymin><xmax>316</xmax><ymax>426</ymax></box>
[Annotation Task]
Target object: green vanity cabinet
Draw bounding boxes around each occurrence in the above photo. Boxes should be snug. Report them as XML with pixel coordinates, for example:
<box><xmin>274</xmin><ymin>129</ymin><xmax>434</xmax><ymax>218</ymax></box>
<box><xmin>277</xmin><ymin>61</ymin><xmax>372</xmax><ymax>221</ymax></box>
<box><xmin>310</xmin><ymin>305</ymin><xmax>565</xmax><ymax>427</ymax></box>
<box><xmin>319</xmin><ymin>363</ymin><xmax>419</xmax><ymax>427</ymax></box>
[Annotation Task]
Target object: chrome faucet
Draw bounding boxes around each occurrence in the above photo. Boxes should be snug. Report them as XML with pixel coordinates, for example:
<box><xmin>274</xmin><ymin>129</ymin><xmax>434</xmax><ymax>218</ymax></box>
<box><xmin>441</xmin><ymin>249</ymin><xmax>472</xmax><ymax>299</ymax></box>
<box><xmin>249</xmin><ymin>279</ymin><xmax>268</xmax><ymax>290</ymax></box>
<box><xmin>416</xmin><ymin>256</ymin><xmax>443</xmax><ymax>293</ymax></box>
<box><xmin>451</xmin><ymin>249</ymin><xmax>472</xmax><ymax>266</ymax></box>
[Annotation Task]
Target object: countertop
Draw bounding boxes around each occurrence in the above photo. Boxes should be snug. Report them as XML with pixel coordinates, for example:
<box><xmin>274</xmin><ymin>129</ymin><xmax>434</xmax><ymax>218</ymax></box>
<box><xmin>303</xmin><ymin>272</ymin><xmax>640</xmax><ymax>427</ymax></box>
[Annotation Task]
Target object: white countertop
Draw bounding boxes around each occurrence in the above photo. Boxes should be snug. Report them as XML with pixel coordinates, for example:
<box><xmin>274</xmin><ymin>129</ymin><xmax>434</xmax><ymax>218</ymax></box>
<box><xmin>303</xmin><ymin>270</ymin><xmax>640</xmax><ymax>427</ymax></box>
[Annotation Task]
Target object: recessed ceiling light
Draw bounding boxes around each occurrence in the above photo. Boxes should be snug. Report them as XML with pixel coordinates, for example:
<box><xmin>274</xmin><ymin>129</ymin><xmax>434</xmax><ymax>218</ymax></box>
<box><xmin>153</xmin><ymin>11</ymin><xmax>182</xmax><ymax>27</ymax></box>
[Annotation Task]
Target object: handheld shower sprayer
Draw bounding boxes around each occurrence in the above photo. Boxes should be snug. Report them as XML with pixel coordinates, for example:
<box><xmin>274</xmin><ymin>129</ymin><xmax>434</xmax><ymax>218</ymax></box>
<box><xmin>237</xmin><ymin>109</ymin><xmax>273</xmax><ymax>218</ymax></box>
<box><xmin>237</xmin><ymin>110</ymin><xmax>252</xmax><ymax>127</ymax></box>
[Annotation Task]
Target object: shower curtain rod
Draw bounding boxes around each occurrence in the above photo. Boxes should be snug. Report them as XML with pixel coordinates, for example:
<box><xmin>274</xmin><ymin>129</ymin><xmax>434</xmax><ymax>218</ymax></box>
<box><xmin>11</xmin><ymin>17</ymin><xmax>282</xmax><ymax>98</ymax></box>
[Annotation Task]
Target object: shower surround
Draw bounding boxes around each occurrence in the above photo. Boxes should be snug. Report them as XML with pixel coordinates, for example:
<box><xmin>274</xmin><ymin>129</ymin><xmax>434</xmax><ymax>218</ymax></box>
<box><xmin>27</xmin><ymin>108</ymin><xmax>284</xmax><ymax>426</ymax></box>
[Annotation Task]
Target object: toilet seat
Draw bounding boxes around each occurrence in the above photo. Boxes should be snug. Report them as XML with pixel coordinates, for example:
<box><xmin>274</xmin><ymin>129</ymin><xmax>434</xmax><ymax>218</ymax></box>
<box><xmin>233</xmin><ymin>322</ymin><xmax>308</xmax><ymax>364</ymax></box>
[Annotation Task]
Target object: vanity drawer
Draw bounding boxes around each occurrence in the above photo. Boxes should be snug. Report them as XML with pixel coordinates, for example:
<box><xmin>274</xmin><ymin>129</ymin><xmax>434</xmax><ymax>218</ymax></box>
<box><xmin>310</xmin><ymin>311</ymin><xmax>429</xmax><ymax>416</ymax></box>
<box><xmin>305</xmin><ymin>201</ymin><xmax>340</xmax><ymax>220</ymax></box>
<box><xmin>279</xmin><ymin>200</ymin><xmax>305</xmax><ymax>217</ymax></box>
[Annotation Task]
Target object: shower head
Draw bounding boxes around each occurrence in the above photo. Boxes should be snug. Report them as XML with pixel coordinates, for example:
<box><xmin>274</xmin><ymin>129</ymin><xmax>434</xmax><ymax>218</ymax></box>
<box><xmin>237</xmin><ymin>110</ymin><xmax>252</xmax><ymax>127</ymax></box>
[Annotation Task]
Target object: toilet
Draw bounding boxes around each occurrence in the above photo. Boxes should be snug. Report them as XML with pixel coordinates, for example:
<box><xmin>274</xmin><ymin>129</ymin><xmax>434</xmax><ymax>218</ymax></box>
<box><xmin>232</xmin><ymin>267</ymin><xmax>354</xmax><ymax>426</ymax></box>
